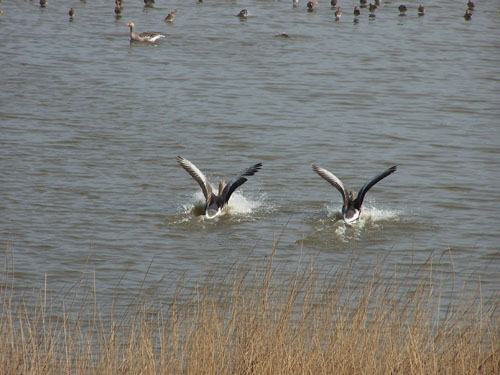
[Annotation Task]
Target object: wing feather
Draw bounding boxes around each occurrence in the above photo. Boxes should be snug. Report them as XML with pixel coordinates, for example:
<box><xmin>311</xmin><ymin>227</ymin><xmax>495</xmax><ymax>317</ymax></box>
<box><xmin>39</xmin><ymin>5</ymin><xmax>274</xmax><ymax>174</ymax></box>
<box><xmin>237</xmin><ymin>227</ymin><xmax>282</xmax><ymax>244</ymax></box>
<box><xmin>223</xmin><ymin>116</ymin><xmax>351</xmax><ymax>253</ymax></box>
<box><xmin>312</xmin><ymin>165</ymin><xmax>348</xmax><ymax>205</ymax></box>
<box><xmin>354</xmin><ymin>165</ymin><xmax>397</xmax><ymax>209</ymax></box>
<box><xmin>176</xmin><ymin>156</ymin><xmax>212</xmax><ymax>200</ymax></box>
<box><xmin>222</xmin><ymin>163</ymin><xmax>262</xmax><ymax>205</ymax></box>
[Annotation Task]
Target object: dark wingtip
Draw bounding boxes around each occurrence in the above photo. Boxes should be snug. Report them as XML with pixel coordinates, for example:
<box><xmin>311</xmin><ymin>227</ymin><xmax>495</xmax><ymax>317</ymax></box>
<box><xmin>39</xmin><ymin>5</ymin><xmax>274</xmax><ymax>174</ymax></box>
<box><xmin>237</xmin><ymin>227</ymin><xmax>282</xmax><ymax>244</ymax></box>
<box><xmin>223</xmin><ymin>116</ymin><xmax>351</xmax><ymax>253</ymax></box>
<box><xmin>252</xmin><ymin>162</ymin><xmax>263</xmax><ymax>171</ymax></box>
<box><xmin>250</xmin><ymin>162</ymin><xmax>263</xmax><ymax>174</ymax></box>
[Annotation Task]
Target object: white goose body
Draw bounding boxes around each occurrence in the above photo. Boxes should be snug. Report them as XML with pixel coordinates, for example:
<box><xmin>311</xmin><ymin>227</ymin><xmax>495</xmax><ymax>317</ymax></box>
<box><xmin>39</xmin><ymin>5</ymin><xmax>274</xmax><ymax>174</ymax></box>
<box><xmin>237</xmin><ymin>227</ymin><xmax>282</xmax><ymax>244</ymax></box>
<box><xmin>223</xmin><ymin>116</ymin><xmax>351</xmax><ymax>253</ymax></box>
<box><xmin>176</xmin><ymin>156</ymin><xmax>262</xmax><ymax>219</ymax></box>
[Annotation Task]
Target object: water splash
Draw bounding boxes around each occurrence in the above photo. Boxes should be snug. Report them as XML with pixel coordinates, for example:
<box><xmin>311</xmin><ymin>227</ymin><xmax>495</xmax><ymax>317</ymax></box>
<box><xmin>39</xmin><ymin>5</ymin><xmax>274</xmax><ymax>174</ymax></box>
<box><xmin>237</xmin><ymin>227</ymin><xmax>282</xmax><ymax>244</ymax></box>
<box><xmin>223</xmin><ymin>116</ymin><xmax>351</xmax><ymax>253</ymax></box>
<box><xmin>177</xmin><ymin>190</ymin><xmax>271</xmax><ymax>221</ymax></box>
<box><xmin>321</xmin><ymin>202</ymin><xmax>402</xmax><ymax>242</ymax></box>
<box><xmin>325</xmin><ymin>202</ymin><xmax>401</xmax><ymax>224</ymax></box>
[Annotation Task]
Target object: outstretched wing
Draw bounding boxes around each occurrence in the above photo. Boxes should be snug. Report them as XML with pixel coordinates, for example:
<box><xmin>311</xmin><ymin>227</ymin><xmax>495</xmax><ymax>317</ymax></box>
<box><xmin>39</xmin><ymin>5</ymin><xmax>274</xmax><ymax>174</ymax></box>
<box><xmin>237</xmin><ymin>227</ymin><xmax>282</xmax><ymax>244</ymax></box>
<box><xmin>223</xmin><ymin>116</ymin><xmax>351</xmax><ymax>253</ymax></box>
<box><xmin>176</xmin><ymin>156</ymin><xmax>212</xmax><ymax>200</ymax></box>
<box><xmin>354</xmin><ymin>165</ymin><xmax>397</xmax><ymax>209</ymax></box>
<box><xmin>221</xmin><ymin>162</ymin><xmax>262</xmax><ymax>205</ymax></box>
<box><xmin>312</xmin><ymin>165</ymin><xmax>348</xmax><ymax>205</ymax></box>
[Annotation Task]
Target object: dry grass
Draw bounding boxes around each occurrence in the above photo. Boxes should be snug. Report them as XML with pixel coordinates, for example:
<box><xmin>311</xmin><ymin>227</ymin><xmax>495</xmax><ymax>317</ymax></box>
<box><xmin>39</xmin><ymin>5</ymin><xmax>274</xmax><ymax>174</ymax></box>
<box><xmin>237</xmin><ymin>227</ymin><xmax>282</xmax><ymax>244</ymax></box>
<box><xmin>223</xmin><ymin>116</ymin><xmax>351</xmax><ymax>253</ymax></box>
<box><xmin>1</xmin><ymin>245</ymin><xmax>499</xmax><ymax>375</ymax></box>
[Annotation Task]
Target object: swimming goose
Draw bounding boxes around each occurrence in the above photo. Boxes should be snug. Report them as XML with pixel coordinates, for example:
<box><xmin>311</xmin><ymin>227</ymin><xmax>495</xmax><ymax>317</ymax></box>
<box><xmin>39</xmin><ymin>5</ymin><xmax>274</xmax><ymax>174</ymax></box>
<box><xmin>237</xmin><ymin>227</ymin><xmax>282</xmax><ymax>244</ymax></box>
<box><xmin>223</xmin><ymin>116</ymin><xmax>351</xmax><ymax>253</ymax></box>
<box><xmin>353</xmin><ymin>6</ymin><xmax>360</xmax><ymax>16</ymax></box>
<box><xmin>307</xmin><ymin>1</ymin><xmax>318</xmax><ymax>11</ymax></box>
<box><xmin>69</xmin><ymin>8</ymin><xmax>75</xmax><ymax>17</ymax></box>
<box><xmin>164</xmin><ymin>9</ymin><xmax>177</xmax><ymax>22</ymax></box>
<box><xmin>126</xmin><ymin>22</ymin><xmax>165</xmax><ymax>42</ymax></box>
<box><xmin>176</xmin><ymin>156</ymin><xmax>262</xmax><ymax>219</ymax></box>
<box><xmin>467</xmin><ymin>0</ymin><xmax>475</xmax><ymax>10</ymax></box>
<box><xmin>398</xmin><ymin>4</ymin><xmax>407</xmax><ymax>15</ymax></box>
<box><xmin>418</xmin><ymin>4</ymin><xmax>425</xmax><ymax>16</ymax></box>
<box><xmin>335</xmin><ymin>6</ymin><xmax>341</xmax><ymax>20</ymax></box>
<box><xmin>40</xmin><ymin>0</ymin><xmax>47</xmax><ymax>8</ymax></box>
<box><xmin>330</xmin><ymin>0</ymin><xmax>338</xmax><ymax>8</ymax></box>
<box><xmin>464</xmin><ymin>9</ymin><xmax>472</xmax><ymax>20</ymax></box>
<box><xmin>237</xmin><ymin>9</ymin><xmax>248</xmax><ymax>18</ymax></box>
<box><xmin>312</xmin><ymin>165</ymin><xmax>397</xmax><ymax>224</ymax></box>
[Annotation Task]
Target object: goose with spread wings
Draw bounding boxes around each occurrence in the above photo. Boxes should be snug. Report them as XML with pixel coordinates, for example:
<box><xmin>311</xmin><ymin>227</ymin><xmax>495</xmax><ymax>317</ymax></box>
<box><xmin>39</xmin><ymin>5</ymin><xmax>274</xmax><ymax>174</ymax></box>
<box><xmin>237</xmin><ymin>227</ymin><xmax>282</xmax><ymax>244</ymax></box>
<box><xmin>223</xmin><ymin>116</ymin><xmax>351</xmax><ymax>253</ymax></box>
<box><xmin>312</xmin><ymin>165</ymin><xmax>397</xmax><ymax>224</ymax></box>
<box><xmin>176</xmin><ymin>156</ymin><xmax>262</xmax><ymax>219</ymax></box>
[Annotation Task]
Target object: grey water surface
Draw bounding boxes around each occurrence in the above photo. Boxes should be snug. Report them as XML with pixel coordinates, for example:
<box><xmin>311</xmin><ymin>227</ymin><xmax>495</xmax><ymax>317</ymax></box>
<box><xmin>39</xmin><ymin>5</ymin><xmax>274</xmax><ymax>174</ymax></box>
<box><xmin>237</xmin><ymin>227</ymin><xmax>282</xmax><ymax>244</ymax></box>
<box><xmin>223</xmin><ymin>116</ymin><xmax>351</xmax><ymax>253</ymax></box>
<box><xmin>1</xmin><ymin>0</ymin><xmax>499</xmax><ymax>309</ymax></box>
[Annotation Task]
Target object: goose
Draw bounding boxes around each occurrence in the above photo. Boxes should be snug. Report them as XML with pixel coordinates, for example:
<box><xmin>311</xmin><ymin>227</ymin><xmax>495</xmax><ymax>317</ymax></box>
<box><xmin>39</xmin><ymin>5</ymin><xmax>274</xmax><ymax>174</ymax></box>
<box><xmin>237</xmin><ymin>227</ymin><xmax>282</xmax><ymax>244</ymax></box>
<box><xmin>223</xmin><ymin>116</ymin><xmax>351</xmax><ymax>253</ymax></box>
<box><xmin>176</xmin><ymin>156</ymin><xmax>262</xmax><ymax>219</ymax></box>
<box><xmin>164</xmin><ymin>9</ymin><xmax>177</xmax><ymax>22</ymax></box>
<box><xmin>369</xmin><ymin>3</ymin><xmax>377</xmax><ymax>12</ymax></box>
<box><xmin>418</xmin><ymin>4</ymin><xmax>425</xmax><ymax>16</ymax></box>
<box><xmin>237</xmin><ymin>9</ymin><xmax>248</xmax><ymax>18</ymax></box>
<box><xmin>398</xmin><ymin>4</ymin><xmax>407</xmax><ymax>15</ymax></box>
<box><xmin>335</xmin><ymin>6</ymin><xmax>341</xmax><ymax>20</ymax></box>
<box><xmin>330</xmin><ymin>0</ymin><xmax>338</xmax><ymax>8</ymax></box>
<box><xmin>312</xmin><ymin>165</ymin><xmax>397</xmax><ymax>224</ymax></box>
<box><xmin>69</xmin><ymin>8</ymin><xmax>75</xmax><ymax>17</ymax></box>
<box><xmin>40</xmin><ymin>0</ymin><xmax>47</xmax><ymax>8</ymax></box>
<box><xmin>126</xmin><ymin>22</ymin><xmax>165</xmax><ymax>42</ymax></box>
<box><xmin>307</xmin><ymin>1</ymin><xmax>318</xmax><ymax>11</ymax></box>
<box><xmin>115</xmin><ymin>2</ymin><xmax>122</xmax><ymax>15</ymax></box>
<box><xmin>353</xmin><ymin>6</ymin><xmax>361</xmax><ymax>16</ymax></box>
<box><xmin>464</xmin><ymin>9</ymin><xmax>472</xmax><ymax>20</ymax></box>
<box><xmin>467</xmin><ymin>0</ymin><xmax>475</xmax><ymax>10</ymax></box>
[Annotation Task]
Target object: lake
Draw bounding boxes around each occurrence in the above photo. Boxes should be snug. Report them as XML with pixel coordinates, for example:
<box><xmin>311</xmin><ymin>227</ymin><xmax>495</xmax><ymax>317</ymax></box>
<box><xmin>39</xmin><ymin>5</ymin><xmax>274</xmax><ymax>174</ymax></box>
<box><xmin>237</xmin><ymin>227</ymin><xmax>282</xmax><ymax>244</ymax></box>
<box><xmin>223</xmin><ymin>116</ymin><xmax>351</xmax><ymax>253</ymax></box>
<box><xmin>1</xmin><ymin>0</ymin><xmax>499</xmax><ymax>310</ymax></box>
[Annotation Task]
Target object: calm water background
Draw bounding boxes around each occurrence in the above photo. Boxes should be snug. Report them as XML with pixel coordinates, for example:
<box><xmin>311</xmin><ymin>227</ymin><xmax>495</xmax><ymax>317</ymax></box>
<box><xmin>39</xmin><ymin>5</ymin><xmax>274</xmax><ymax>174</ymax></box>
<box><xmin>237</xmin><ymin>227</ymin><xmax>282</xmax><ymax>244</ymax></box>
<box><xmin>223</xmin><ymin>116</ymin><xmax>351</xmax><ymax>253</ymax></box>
<box><xmin>1</xmin><ymin>0</ymin><xmax>499</xmax><ymax>310</ymax></box>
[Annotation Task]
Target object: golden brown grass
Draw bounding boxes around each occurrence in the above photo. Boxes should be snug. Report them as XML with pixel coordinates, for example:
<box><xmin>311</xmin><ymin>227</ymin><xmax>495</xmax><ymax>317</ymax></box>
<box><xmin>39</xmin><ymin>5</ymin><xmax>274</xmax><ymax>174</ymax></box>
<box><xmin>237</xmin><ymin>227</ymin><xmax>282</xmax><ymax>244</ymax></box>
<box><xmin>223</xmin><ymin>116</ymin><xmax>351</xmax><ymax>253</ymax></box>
<box><xmin>1</xmin><ymin>246</ymin><xmax>499</xmax><ymax>375</ymax></box>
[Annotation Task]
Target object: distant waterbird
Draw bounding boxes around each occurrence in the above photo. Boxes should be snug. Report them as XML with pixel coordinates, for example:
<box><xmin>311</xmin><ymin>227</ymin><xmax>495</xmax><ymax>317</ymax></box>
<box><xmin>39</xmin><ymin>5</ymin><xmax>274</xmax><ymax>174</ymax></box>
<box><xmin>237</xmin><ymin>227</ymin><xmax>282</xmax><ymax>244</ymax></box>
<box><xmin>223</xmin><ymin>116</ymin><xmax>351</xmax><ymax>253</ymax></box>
<box><xmin>307</xmin><ymin>1</ymin><xmax>318</xmax><ymax>11</ymax></box>
<box><xmin>335</xmin><ymin>6</ymin><xmax>342</xmax><ymax>20</ymax></box>
<box><xmin>237</xmin><ymin>9</ymin><xmax>248</xmax><ymax>18</ymax></box>
<box><xmin>398</xmin><ymin>4</ymin><xmax>407</xmax><ymax>16</ymax></box>
<box><xmin>164</xmin><ymin>9</ymin><xmax>177</xmax><ymax>22</ymax></box>
<box><xmin>126</xmin><ymin>22</ymin><xmax>165</xmax><ymax>42</ymax></box>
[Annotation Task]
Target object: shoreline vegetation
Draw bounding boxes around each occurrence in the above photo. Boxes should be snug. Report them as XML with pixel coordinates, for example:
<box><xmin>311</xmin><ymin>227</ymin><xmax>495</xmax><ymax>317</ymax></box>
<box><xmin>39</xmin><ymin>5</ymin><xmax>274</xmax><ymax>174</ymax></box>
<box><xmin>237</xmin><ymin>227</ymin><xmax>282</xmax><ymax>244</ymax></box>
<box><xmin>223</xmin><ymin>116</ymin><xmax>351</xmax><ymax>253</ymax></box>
<box><xmin>1</xmin><ymin>244</ymin><xmax>499</xmax><ymax>375</ymax></box>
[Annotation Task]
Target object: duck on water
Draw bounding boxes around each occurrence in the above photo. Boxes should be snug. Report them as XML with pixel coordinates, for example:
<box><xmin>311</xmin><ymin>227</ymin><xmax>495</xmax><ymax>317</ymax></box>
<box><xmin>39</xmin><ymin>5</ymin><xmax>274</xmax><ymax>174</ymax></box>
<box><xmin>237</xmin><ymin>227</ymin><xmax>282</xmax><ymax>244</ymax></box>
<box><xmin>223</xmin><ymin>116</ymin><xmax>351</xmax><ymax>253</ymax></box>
<box><xmin>176</xmin><ymin>156</ymin><xmax>262</xmax><ymax>219</ymax></box>
<box><xmin>312</xmin><ymin>165</ymin><xmax>397</xmax><ymax>224</ymax></box>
